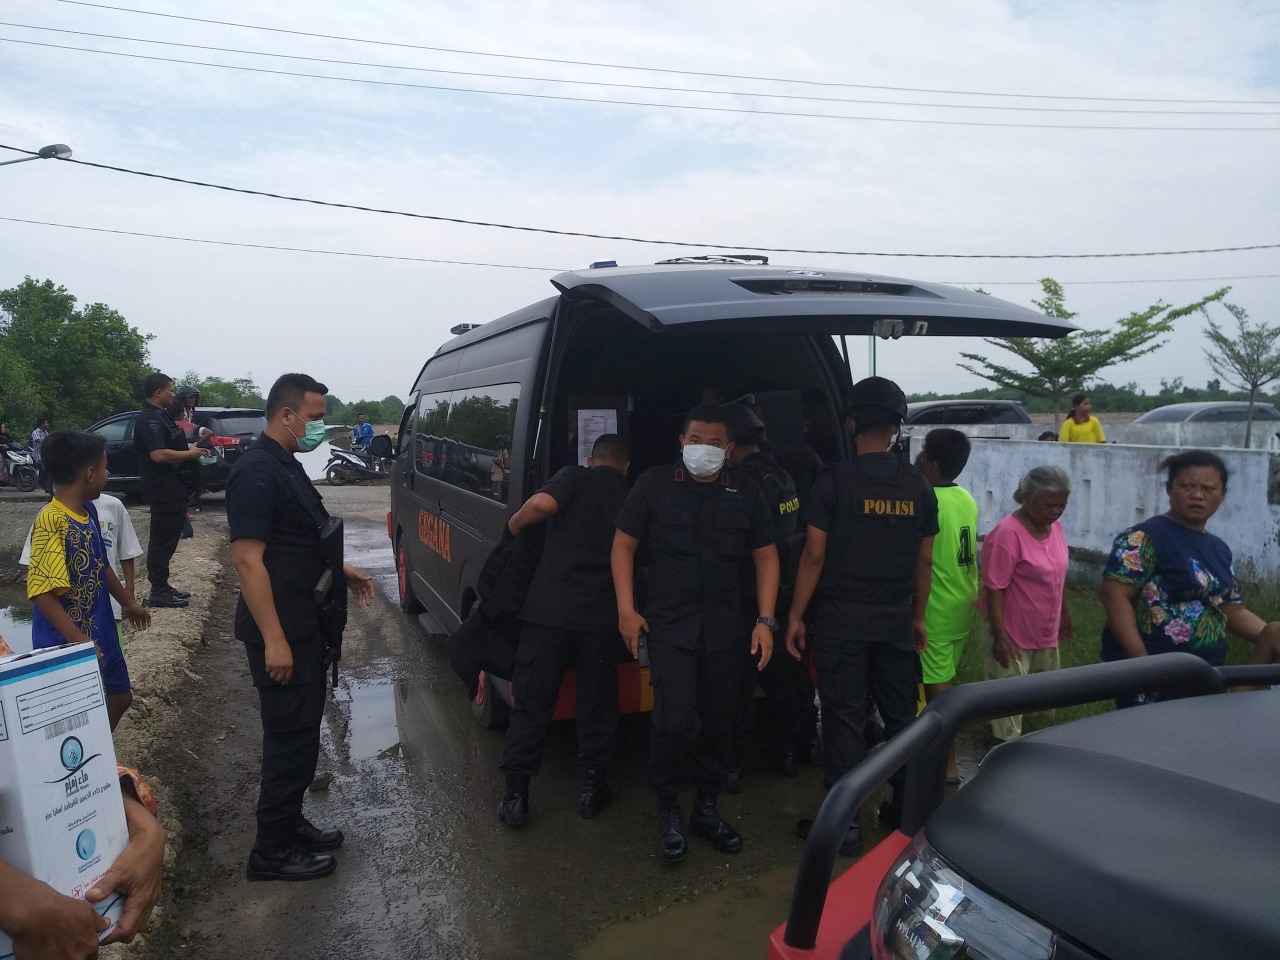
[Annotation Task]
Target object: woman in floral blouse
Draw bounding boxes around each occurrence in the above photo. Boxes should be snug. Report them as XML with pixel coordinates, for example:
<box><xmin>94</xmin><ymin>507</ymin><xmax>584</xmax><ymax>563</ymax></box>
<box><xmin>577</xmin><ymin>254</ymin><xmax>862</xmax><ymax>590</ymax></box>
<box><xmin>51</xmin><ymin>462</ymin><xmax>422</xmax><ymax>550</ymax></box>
<box><xmin>1100</xmin><ymin>449</ymin><xmax>1280</xmax><ymax>707</ymax></box>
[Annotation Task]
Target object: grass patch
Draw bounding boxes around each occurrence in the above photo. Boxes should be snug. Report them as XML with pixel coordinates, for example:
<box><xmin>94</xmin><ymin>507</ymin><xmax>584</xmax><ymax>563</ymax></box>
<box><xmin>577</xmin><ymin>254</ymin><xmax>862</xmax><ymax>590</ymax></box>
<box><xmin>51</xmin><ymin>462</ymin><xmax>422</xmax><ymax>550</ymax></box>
<box><xmin>953</xmin><ymin>583</ymin><xmax>1274</xmax><ymax>730</ymax></box>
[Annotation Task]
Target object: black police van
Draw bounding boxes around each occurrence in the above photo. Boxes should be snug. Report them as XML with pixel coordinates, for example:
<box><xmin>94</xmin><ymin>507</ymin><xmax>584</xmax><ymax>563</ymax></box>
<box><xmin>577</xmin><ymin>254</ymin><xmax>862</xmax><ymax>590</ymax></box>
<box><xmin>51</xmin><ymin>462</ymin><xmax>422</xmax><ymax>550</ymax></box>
<box><xmin>387</xmin><ymin>257</ymin><xmax>1074</xmax><ymax>722</ymax></box>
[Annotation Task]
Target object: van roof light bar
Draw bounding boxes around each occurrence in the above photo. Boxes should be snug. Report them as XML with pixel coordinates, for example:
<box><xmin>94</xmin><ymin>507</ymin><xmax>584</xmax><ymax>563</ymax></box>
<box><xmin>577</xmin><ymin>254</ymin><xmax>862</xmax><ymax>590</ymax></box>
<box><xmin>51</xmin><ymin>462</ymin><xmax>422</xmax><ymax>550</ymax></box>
<box><xmin>655</xmin><ymin>254</ymin><xmax>769</xmax><ymax>265</ymax></box>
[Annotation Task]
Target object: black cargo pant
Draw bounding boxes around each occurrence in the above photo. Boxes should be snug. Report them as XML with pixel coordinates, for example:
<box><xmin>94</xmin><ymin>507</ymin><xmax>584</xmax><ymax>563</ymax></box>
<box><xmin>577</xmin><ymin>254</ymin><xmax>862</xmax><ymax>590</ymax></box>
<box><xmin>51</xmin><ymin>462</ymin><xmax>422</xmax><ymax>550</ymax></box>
<box><xmin>729</xmin><ymin>591</ymin><xmax>817</xmax><ymax>763</ymax></box>
<box><xmin>648</xmin><ymin>632</ymin><xmax>743</xmax><ymax>799</ymax></box>
<box><xmin>245</xmin><ymin>637</ymin><xmax>327</xmax><ymax>854</ymax></box>
<box><xmin>146</xmin><ymin>498</ymin><xmax>187</xmax><ymax>593</ymax></box>
<box><xmin>499</xmin><ymin>621</ymin><xmax>622</xmax><ymax>782</ymax></box>
<box><xmin>812</xmin><ymin>599</ymin><xmax>919</xmax><ymax>792</ymax></box>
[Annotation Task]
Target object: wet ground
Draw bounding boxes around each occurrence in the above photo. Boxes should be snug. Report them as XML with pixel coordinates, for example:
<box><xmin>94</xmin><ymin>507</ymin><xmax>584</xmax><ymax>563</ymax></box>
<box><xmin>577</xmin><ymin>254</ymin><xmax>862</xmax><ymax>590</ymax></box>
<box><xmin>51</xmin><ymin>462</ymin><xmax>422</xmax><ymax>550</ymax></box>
<box><xmin>11</xmin><ymin>482</ymin><xmax>984</xmax><ymax>959</ymax></box>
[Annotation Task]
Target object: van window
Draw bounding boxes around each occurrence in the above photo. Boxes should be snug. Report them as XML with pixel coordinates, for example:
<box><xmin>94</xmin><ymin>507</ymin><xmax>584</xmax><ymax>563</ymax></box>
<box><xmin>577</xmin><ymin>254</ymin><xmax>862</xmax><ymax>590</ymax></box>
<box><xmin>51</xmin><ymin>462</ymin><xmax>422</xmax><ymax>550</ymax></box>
<box><xmin>414</xmin><ymin>392</ymin><xmax>451</xmax><ymax>477</ymax></box>
<box><xmin>441</xmin><ymin>383</ymin><xmax>520</xmax><ymax>503</ymax></box>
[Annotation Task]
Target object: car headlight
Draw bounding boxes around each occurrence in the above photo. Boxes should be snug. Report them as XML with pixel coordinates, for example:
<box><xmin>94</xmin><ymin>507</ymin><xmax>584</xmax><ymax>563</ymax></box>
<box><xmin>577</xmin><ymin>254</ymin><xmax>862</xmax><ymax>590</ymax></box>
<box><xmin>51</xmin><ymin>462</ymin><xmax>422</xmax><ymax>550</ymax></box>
<box><xmin>871</xmin><ymin>836</ymin><xmax>1060</xmax><ymax>960</ymax></box>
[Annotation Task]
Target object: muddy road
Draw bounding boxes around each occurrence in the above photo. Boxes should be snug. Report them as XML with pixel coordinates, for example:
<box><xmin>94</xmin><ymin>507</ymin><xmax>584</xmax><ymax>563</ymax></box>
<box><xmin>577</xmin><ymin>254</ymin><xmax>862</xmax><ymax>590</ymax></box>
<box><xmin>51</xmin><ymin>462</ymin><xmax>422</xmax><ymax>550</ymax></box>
<box><xmin>0</xmin><ymin>483</ymin><xmax>983</xmax><ymax>958</ymax></box>
<box><xmin>141</xmin><ymin>484</ymin><xmax>878</xmax><ymax>959</ymax></box>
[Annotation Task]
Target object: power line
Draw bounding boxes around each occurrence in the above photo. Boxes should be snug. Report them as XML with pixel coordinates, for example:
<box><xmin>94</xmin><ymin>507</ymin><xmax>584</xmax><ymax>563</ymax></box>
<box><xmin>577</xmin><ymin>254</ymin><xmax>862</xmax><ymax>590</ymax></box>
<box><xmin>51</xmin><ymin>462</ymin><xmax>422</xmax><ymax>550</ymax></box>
<box><xmin>4</xmin><ymin>216</ymin><xmax>1278</xmax><ymax>287</ymax></box>
<box><xmin>4</xmin><ymin>22</ymin><xmax>1275</xmax><ymax>117</ymax></box>
<box><xmin>2</xmin><ymin>144</ymin><xmax>1276</xmax><ymax>259</ymax></box>
<box><xmin>10</xmin><ymin>37</ymin><xmax>1276</xmax><ymax>131</ymax></box>
<box><xmin>0</xmin><ymin>217</ymin><xmax>564</xmax><ymax>270</ymax></box>
<box><xmin>47</xmin><ymin>0</ymin><xmax>1280</xmax><ymax>106</ymax></box>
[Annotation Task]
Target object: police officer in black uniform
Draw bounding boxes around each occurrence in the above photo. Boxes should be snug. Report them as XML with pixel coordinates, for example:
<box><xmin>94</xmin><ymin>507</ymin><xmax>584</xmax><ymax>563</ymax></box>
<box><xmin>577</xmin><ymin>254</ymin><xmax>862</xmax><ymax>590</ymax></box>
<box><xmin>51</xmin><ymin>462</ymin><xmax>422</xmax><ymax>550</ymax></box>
<box><xmin>786</xmin><ymin>377</ymin><xmax>937</xmax><ymax>856</ymax></box>
<box><xmin>497</xmin><ymin>434</ymin><xmax>632</xmax><ymax>827</ymax></box>
<box><xmin>612</xmin><ymin>404</ymin><xmax>779</xmax><ymax>864</ymax></box>
<box><xmin>228</xmin><ymin>373</ymin><xmax>374</xmax><ymax>882</ymax></box>
<box><xmin>134</xmin><ymin>372</ymin><xmax>205</xmax><ymax>608</ymax></box>
<box><xmin>725</xmin><ymin>404</ymin><xmax>818</xmax><ymax>780</ymax></box>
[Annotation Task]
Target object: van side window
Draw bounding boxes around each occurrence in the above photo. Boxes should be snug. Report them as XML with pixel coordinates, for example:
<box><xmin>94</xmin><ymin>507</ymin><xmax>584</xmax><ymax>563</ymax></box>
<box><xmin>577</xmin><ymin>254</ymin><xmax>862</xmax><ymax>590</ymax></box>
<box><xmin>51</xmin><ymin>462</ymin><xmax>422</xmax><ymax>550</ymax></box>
<box><xmin>440</xmin><ymin>383</ymin><xmax>520</xmax><ymax>503</ymax></box>
<box><xmin>414</xmin><ymin>392</ymin><xmax>452</xmax><ymax>477</ymax></box>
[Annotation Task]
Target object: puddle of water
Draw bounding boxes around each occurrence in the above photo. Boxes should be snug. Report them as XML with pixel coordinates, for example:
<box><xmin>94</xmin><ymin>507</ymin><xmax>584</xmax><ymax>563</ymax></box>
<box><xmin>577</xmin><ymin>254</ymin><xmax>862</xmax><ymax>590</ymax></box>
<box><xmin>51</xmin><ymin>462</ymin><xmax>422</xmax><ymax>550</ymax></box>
<box><xmin>346</xmin><ymin>679</ymin><xmax>401</xmax><ymax>762</ymax></box>
<box><xmin>0</xmin><ymin>583</ymin><xmax>33</xmax><ymax>655</ymax></box>
<box><xmin>343</xmin><ymin>672</ymin><xmax>474</xmax><ymax>770</ymax></box>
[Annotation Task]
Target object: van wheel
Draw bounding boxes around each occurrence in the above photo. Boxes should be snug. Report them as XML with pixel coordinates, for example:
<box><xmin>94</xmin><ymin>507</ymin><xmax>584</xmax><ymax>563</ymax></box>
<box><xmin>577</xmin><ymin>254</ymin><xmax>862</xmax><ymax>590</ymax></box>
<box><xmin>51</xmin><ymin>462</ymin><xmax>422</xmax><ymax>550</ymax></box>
<box><xmin>471</xmin><ymin>671</ymin><xmax>510</xmax><ymax>729</ymax></box>
<box><xmin>396</xmin><ymin>539</ymin><xmax>424</xmax><ymax>615</ymax></box>
<box><xmin>325</xmin><ymin>463</ymin><xmax>348</xmax><ymax>486</ymax></box>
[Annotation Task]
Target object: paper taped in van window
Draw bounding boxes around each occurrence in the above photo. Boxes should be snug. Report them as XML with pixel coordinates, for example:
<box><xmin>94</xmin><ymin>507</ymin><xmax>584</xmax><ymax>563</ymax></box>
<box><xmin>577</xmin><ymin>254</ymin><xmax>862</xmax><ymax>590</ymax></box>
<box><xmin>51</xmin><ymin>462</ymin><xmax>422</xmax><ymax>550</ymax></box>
<box><xmin>577</xmin><ymin>410</ymin><xmax>618</xmax><ymax>466</ymax></box>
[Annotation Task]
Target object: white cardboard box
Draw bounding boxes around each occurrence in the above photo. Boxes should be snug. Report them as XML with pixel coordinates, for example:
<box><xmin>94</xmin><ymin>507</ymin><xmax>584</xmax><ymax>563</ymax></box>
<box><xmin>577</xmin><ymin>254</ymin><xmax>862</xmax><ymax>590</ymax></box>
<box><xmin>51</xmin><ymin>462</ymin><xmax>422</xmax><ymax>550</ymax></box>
<box><xmin>0</xmin><ymin>644</ymin><xmax>128</xmax><ymax>958</ymax></box>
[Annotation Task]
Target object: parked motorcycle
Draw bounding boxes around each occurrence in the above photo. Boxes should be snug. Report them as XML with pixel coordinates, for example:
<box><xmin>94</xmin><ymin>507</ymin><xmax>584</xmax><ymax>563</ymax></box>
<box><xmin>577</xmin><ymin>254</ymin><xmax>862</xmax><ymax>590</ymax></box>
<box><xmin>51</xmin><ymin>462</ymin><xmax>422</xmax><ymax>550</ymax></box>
<box><xmin>0</xmin><ymin>446</ymin><xmax>40</xmax><ymax>493</ymax></box>
<box><xmin>325</xmin><ymin>435</ymin><xmax>393</xmax><ymax>485</ymax></box>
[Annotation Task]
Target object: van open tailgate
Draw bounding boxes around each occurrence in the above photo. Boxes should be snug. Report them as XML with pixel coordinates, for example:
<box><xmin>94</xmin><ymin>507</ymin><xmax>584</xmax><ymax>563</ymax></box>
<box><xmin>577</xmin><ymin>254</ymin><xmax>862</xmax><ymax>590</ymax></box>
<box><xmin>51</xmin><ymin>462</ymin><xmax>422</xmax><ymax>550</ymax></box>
<box><xmin>551</xmin><ymin>264</ymin><xmax>1076</xmax><ymax>338</ymax></box>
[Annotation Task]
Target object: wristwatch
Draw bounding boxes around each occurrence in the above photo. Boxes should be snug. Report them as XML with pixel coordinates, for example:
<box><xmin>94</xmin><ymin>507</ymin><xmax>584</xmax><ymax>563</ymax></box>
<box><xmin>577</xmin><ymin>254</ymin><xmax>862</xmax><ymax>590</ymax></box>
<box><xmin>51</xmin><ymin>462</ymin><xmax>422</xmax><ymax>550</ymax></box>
<box><xmin>755</xmin><ymin>616</ymin><xmax>779</xmax><ymax>631</ymax></box>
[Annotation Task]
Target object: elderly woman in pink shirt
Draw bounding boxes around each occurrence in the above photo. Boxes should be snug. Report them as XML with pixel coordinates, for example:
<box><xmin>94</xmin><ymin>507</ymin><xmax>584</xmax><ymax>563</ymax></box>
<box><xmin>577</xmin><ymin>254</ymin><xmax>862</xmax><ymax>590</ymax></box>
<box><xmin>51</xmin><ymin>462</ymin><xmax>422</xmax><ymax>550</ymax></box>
<box><xmin>981</xmin><ymin>465</ymin><xmax>1073</xmax><ymax>740</ymax></box>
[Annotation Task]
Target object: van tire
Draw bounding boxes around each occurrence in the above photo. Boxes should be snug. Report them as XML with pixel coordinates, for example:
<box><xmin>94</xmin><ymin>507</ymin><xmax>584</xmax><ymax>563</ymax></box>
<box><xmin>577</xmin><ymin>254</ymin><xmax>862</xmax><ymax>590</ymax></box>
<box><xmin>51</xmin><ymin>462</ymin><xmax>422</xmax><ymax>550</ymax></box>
<box><xmin>471</xmin><ymin>671</ymin><xmax>510</xmax><ymax>729</ymax></box>
<box><xmin>396</xmin><ymin>539</ymin><xmax>424</xmax><ymax>615</ymax></box>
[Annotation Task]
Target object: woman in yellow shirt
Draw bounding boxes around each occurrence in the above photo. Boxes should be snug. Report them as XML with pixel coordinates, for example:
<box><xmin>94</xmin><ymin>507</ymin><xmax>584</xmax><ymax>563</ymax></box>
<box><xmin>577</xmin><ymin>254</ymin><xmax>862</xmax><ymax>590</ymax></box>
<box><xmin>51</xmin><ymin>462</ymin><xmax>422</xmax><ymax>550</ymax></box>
<box><xmin>1059</xmin><ymin>392</ymin><xmax>1106</xmax><ymax>443</ymax></box>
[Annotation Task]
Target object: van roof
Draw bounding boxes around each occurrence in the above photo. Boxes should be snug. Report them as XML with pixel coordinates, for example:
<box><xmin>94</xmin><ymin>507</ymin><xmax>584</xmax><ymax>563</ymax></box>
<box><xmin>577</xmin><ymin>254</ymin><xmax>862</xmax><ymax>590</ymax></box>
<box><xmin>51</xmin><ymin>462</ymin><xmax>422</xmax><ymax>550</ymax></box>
<box><xmin>550</xmin><ymin>263</ymin><xmax>1076</xmax><ymax>337</ymax></box>
<box><xmin>434</xmin><ymin>262</ymin><xmax>1077</xmax><ymax>358</ymax></box>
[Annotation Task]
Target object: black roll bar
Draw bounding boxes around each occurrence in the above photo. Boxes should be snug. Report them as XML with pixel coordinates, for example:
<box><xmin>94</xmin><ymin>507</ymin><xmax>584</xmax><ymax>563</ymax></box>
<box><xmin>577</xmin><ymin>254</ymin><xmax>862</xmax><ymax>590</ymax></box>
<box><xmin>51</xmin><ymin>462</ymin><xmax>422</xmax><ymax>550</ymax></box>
<box><xmin>782</xmin><ymin>654</ymin><xmax>1280</xmax><ymax>950</ymax></box>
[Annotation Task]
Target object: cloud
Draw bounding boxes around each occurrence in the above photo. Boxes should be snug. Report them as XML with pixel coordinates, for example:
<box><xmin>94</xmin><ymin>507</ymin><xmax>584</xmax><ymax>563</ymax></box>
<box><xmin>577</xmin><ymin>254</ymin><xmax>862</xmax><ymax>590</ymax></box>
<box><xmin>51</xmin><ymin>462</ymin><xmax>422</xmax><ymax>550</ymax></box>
<box><xmin>0</xmin><ymin>0</ymin><xmax>1275</xmax><ymax>404</ymax></box>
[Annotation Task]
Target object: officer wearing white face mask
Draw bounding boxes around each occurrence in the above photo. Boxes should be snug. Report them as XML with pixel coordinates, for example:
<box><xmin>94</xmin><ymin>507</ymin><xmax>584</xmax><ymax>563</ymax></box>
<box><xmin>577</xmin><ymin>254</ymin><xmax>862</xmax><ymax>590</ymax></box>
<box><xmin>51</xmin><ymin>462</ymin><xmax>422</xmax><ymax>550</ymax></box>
<box><xmin>612</xmin><ymin>404</ymin><xmax>779</xmax><ymax>864</ymax></box>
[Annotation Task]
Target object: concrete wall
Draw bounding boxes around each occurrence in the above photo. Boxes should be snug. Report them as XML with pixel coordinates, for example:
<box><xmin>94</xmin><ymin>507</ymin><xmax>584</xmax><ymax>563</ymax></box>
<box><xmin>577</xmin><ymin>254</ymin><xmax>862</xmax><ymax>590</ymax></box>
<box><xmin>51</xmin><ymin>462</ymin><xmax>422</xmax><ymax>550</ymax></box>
<box><xmin>955</xmin><ymin>439</ymin><xmax>1280</xmax><ymax>584</ymax></box>
<box><xmin>906</xmin><ymin>421</ymin><xmax>1280</xmax><ymax>451</ymax></box>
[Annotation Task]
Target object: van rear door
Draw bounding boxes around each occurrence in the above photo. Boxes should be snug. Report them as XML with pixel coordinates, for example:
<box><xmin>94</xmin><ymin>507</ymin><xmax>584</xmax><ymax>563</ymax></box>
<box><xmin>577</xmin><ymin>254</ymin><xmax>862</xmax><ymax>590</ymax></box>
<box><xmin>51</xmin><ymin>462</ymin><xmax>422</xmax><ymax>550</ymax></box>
<box><xmin>551</xmin><ymin>265</ymin><xmax>1075</xmax><ymax>339</ymax></box>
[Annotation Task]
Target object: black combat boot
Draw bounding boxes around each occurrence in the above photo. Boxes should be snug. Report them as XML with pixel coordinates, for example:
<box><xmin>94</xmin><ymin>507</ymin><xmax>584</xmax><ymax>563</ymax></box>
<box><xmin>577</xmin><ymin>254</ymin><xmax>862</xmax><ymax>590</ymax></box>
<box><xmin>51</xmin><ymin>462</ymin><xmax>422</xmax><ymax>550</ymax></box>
<box><xmin>724</xmin><ymin>764</ymin><xmax>745</xmax><ymax>794</ymax></box>
<box><xmin>877</xmin><ymin>787</ymin><xmax>904</xmax><ymax>832</ymax></box>
<box><xmin>657</xmin><ymin>797</ymin><xmax>688</xmax><ymax>864</ymax></box>
<box><xmin>498</xmin><ymin>776</ymin><xmax>530</xmax><ymax>827</ymax></box>
<box><xmin>578</xmin><ymin>767</ymin><xmax>613</xmax><ymax>819</ymax></box>
<box><xmin>689</xmin><ymin>792</ymin><xmax>743</xmax><ymax>854</ymax></box>
<box><xmin>794</xmin><ymin>817</ymin><xmax>862</xmax><ymax>858</ymax></box>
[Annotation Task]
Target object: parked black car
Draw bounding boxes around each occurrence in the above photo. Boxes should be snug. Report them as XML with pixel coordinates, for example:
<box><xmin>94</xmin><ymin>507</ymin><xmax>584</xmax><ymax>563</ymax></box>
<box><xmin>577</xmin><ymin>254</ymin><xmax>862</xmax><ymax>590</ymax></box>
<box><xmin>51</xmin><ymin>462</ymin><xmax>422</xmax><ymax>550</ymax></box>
<box><xmin>86</xmin><ymin>406</ymin><xmax>265</xmax><ymax>495</ymax></box>
<box><xmin>903</xmin><ymin>398</ymin><xmax>1031</xmax><ymax>425</ymax></box>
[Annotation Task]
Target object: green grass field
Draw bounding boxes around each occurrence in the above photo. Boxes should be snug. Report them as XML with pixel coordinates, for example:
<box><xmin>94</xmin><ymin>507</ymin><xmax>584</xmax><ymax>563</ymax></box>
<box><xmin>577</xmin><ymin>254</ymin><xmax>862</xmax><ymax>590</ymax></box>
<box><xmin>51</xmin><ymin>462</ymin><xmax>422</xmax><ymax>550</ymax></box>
<box><xmin>952</xmin><ymin>583</ymin><xmax>1279</xmax><ymax>729</ymax></box>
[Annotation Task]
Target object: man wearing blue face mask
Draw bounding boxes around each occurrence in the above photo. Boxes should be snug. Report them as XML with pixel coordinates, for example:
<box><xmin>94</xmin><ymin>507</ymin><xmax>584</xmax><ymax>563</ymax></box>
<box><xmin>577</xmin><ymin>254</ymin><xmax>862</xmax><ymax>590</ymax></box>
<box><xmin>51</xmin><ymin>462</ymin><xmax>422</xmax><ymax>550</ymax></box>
<box><xmin>612</xmin><ymin>404</ymin><xmax>780</xmax><ymax>864</ymax></box>
<box><xmin>227</xmin><ymin>373</ymin><xmax>375</xmax><ymax>882</ymax></box>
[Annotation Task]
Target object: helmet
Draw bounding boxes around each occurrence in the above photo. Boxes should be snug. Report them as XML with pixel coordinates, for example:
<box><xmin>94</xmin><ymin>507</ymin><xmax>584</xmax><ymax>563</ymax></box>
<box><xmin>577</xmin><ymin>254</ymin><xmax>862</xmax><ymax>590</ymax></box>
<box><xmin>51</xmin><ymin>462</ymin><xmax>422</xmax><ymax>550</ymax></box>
<box><xmin>177</xmin><ymin>385</ymin><xmax>201</xmax><ymax>401</ymax></box>
<box><xmin>846</xmin><ymin>376</ymin><xmax>907</xmax><ymax>422</ymax></box>
<box><xmin>724</xmin><ymin>403</ymin><xmax>766</xmax><ymax>446</ymax></box>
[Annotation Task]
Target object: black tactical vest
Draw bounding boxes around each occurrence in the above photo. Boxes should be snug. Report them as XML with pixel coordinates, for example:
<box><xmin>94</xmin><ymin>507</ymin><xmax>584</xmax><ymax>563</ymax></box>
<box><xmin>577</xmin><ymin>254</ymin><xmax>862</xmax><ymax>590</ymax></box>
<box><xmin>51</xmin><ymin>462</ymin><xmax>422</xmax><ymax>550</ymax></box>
<box><xmin>818</xmin><ymin>456</ymin><xmax>931</xmax><ymax>604</ymax></box>
<box><xmin>737</xmin><ymin>451</ymin><xmax>803</xmax><ymax>586</ymax></box>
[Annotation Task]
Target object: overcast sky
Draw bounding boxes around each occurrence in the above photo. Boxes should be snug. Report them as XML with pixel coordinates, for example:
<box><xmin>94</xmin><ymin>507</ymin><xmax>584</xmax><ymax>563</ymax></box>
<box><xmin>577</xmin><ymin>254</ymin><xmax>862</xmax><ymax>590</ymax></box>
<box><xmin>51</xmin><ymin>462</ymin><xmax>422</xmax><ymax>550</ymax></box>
<box><xmin>2</xmin><ymin>0</ymin><xmax>1277</xmax><ymax>406</ymax></box>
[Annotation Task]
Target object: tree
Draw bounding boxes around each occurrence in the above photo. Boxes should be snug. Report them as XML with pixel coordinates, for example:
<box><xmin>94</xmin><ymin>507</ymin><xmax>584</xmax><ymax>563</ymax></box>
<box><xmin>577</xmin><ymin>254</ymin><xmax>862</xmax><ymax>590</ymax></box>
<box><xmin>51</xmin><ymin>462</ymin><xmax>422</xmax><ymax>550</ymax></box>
<box><xmin>958</xmin><ymin>279</ymin><xmax>1228</xmax><ymax>425</ymax></box>
<box><xmin>178</xmin><ymin>370</ymin><xmax>264</xmax><ymax>407</ymax></box>
<box><xmin>0</xmin><ymin>340</ymin><xmax>44</xmax><ymax>435</ymax></box>
<box><xmin>0</xmin><ymin>278</ymin><xmax>152</xmax><ymax>428</ymax></box>
<box><xmin>1201</xmin><ymin>301</ymin><xmax>1280</xmax><ymax>446</ymax></box>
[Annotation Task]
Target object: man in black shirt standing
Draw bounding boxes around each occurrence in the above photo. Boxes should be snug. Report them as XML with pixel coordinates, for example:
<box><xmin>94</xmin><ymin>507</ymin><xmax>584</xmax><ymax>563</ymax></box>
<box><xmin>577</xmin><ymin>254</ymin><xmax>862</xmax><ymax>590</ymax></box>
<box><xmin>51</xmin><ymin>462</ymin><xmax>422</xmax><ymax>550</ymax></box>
<box><xmin>497</xmin><ymin>434</ymin><xmax>631</xmax><ymax>828</ymax></box>
<box><xmin>786</xmin><ymin>377</ymin><xmax>937</xmax><ymax>857</ymax></box>
<box><xmin>228</xmin><ymin>373</ymin><xmax>374</xmax><ymax>882</ymax></box>
<box><xmin>134</xmin><ymin>372</ymin><xmax>205</xmax><ymax>608</ymax></box>
<box><xmin>612</xmin><ymin>405</ymin><xmax>779</xmax><ymax>864</ymax></box>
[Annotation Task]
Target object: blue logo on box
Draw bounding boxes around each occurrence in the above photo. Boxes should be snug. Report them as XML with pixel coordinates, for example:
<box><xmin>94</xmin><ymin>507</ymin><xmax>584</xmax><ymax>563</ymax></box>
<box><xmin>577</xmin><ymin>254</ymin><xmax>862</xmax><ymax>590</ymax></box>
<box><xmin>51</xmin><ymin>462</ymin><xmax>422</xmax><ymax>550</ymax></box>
<box><xmin>75</xmin><ymin>829</ymin><xmax>96</xmax><ymax>860</ymax></box>
<box><xmin>60</xmin><ymin>736</ymin><xmax>84</xmax><ymax>770</ymax></box>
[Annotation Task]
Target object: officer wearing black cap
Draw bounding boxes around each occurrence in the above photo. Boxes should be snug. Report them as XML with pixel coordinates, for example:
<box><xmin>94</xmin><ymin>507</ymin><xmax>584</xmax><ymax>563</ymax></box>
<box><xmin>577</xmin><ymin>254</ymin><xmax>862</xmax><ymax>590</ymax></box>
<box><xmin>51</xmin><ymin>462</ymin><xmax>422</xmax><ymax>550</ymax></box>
<box><xmin>497</xmin><ymin>433</ymin><xmax>631</xmax><ymax>828</ymax></box>
<box><xmin>612</xmin><ymin>404</ymin><xmax>779</xmax><ymax>864</ymax></box>
<box><xmin>724</xmin><ymin>403</ymin><xmax>817</xmax><ymax>780</ymax></box>
<box><xmin>785</xmin><ymin>376</ymin><xmax>938</xmax><ymax>857</ymax></box>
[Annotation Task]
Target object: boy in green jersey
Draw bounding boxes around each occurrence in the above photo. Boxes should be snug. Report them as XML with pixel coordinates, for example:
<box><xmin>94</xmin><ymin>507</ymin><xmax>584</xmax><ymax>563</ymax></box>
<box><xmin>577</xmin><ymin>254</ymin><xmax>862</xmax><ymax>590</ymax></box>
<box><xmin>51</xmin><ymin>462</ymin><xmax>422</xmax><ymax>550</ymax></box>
<box><xmin>915</xmin><ymin>429</ymin><xmax>979</xmax><ymax>782</ymax></box>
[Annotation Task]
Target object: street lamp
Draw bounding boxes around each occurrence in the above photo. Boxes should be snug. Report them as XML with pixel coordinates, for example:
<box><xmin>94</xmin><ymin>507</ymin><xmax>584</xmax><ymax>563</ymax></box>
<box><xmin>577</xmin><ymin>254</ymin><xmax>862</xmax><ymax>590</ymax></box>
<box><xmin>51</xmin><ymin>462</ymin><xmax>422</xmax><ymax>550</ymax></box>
<box><xmin>0</xmin><ymin>143</ymin><xmax>73</xmax><ymax>167</ymax></box>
